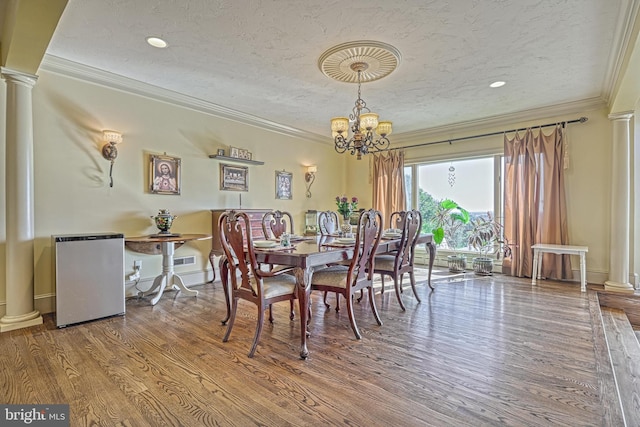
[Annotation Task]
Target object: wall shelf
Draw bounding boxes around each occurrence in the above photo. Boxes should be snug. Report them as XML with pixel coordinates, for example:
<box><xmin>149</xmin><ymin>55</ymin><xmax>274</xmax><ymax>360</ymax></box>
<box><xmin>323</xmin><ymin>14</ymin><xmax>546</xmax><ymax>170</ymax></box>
<box><xmin>208</xmin><ymin>154</ymin><xmax>264</xmax><ymax>165</ymax></box>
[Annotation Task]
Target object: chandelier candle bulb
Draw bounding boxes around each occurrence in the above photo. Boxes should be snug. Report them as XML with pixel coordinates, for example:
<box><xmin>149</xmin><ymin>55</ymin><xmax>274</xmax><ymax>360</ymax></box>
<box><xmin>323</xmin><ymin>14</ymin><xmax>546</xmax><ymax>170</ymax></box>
<box><xmin>376</xmin><ymin>121</ymin><xmax>392</xmax><ymax>136</ymax></box>
<box><xmin>331</xmin><ymin>117</ymin><xmax>349</xmax><ymax>133</ymax></box>
<box><xmin>360</xmin><ymin>113</ymin><xmax>379</xmax><ymax>130</ymax></box>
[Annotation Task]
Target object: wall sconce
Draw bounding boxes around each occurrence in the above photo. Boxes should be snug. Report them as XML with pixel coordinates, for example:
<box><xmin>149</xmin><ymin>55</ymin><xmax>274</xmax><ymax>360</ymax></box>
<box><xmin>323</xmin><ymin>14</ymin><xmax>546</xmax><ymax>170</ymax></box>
<box><xmin>101</xmin><ymin>130</ymin><xmax>123</xmax><ymax>187</ymax></box>
<box><xmin>305</xmin><ymin>165</ymin><xmax>317</xmax><ymax>198</ymax></box>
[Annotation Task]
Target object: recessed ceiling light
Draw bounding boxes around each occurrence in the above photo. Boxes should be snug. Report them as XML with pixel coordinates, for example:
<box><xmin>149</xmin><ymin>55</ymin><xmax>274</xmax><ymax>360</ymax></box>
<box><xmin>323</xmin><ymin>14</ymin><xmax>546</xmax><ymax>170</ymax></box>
<box><xmin>146</xmin><ymin>37</ymin><xmax>168</xmax><ymax>48</ymax></box>
<box><xmin>490</xmin><ymin>81</ymin><xmax>506</xmax><ymax>88</ymax></box>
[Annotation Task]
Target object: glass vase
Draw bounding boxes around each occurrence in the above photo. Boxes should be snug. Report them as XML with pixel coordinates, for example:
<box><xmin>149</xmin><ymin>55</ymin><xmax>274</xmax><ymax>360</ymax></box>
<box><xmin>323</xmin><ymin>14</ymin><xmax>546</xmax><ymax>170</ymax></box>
<box><xmin>340</xmin><ymin>214</ymin><xmax>352</xmax><ymax>235</ymax></box>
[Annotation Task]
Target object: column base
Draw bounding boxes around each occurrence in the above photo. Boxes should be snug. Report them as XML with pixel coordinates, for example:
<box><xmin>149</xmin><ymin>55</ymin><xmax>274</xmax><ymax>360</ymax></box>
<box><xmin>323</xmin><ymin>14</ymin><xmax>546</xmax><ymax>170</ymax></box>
<box><xmin>604</xmin><ymin>280</ymin><xmax>635</xmax><ymax>293</ymax></box>
<box><xmin>0</xmin><ymin>311</ymin><xmax>43</xmax><ymax>332</ymax></box>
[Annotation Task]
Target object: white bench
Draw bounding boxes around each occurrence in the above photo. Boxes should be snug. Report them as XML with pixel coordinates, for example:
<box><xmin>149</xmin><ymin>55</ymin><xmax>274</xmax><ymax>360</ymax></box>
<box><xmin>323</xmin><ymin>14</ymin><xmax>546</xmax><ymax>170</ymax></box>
<box><xmin>531</xmin><ymin>244</ymin><xmax>589</xmax><ymax>292</ymax></box>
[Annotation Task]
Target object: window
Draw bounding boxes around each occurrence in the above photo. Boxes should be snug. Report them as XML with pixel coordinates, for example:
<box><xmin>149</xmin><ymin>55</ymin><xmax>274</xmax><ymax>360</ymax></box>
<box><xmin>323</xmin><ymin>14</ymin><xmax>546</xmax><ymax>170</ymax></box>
<box><xmin>406</xmin><ymin>155</ymin><xmax>503</xmax><ymax>253</ymax></box>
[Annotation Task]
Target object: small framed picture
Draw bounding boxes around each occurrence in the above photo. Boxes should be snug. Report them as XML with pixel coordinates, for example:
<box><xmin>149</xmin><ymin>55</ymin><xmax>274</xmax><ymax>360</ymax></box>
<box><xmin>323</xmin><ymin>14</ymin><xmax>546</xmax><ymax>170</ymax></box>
<box><xmin>150</xmin><ymin>154</ymin><xmax>181</xmax><ymax>195</ymax></box>
<box><xmin>220</xmin><ymin>163</ymin><xmax>248</xmax><ymax>191</ymax></box>
<box><xmin>246</xmin><ymin>151</ymin><xmax>253</xmax><ymax>160</ymax></box>
<box><xmin>275</xmin><ymin>170</ymin><xmax>292</xmax><ymax>200</ymax></box>
<box><xmin>229</xmin><ymin>147</ymin><xmax>240</xmax><ymax>158</ymax></box>
<box><xmin>217</xmin><ymin>148</ymin><xmax>225</xmax><ymax>156</ymax></box>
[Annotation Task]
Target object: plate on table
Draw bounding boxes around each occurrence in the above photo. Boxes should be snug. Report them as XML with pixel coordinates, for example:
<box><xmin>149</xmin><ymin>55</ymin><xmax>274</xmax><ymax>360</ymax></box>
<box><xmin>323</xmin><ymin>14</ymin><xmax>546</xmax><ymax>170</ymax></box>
<box><xmin>253</xmin><ymin>240</ymin><xmax>277</xmax><ymax>248</ymax></box>
<box><xmin>335</xmin><ymin>237</ymin><xmax>356</xmax><ymax>245</ymax></box>
<box><xmin>383</xmin><ymin>232</ymin><xmax>402</xmax><ymax>238</ymax></box>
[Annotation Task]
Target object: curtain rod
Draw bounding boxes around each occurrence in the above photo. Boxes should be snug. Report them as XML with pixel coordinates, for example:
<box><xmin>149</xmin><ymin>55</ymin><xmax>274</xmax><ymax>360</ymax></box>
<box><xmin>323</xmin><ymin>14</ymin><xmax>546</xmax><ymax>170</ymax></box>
<box><xmin>388</xmin><ymin>116</ymin><xmax>588</xmax><ymax>151</ymax></box>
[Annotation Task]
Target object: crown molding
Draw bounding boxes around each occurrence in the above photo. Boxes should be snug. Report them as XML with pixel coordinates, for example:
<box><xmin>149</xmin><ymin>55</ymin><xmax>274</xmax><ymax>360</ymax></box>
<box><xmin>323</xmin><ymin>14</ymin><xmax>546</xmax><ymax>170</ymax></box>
<box><xmin>39</xmin><ymin>55</ymin><xmax>608</xmax><ymax>150</ymax></box>
<box><xmin>39</xmin><ymin>54</ymin><xmax>330</xmax><ymax>144</ymax></box>
<box><xmin>391</xmin><ymin>97</ymin><xmax>607</xmax><ymax>145</ymax></box>
<box><xmin>602</xmin><ymin>0</ymin><xmax>640</xmax><ymax>106</ymax></box>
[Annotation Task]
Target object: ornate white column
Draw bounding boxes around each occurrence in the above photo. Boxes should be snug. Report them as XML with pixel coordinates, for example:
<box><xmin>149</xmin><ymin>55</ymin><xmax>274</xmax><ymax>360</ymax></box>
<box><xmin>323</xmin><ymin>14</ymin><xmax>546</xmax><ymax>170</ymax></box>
<box><xmin>0</xmin><ymin>68</ymin><xmax>43</xmax><ymax>331</ymax></box>
<box><xmin>605</xmin><ymin>112</ymin><xmax>635</xmax><ymax>292</ymax></box>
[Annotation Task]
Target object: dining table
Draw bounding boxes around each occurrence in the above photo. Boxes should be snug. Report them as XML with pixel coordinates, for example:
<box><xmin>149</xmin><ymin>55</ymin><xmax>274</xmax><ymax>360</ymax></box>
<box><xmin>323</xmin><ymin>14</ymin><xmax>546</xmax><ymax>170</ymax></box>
<box><xmin>218</xmin><ymin>233</ymin><xmax>435</xmax><ymax>359</ymax></box>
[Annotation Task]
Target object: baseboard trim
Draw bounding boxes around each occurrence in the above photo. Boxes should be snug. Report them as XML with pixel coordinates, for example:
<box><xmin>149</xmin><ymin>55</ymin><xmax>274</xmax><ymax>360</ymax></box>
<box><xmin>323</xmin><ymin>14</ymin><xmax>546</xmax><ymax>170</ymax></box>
<box><xmin>0</xmin><ymin>268</ymin><xmax>218</xmax><ymax>318</ymax></box>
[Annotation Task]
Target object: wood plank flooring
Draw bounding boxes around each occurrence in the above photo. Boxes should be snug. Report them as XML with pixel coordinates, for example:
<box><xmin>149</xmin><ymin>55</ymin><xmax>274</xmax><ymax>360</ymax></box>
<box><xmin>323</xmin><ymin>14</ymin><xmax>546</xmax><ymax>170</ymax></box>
<box><xmin>0</xmin><ymin>273</ymin><xmax>621</xmax><ymax>426</ymax></box>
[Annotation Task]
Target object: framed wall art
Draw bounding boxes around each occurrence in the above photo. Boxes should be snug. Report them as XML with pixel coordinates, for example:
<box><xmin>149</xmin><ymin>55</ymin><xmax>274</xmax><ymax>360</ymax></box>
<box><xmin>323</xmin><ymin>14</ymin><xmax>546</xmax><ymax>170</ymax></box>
<box><xmin>150</xmin><ymin>154</ymin><xmax>181</xmax><ymax>195</ymax></box>
<box><xmin>275</xmin><ymin>170</ymin><xmax>292</xmax><ymax>200</ymax></box>
<box><xmin>229</xmin><ymin>147</ymin><xmax>240</xmax><ymax>158</ymax></box>
<box><xmin>220</xmin><ymin>163</ymin><xmax>249</xmax><ymax>191</ymax></box>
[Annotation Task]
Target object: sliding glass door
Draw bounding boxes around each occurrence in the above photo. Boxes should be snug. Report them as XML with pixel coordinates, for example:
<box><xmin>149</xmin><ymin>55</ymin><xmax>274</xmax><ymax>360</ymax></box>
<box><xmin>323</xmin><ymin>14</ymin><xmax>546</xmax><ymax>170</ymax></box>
<box><xmin>405</xmin><ymin>155</ymin><xmax>503</xmax><ymax>254</ymax></box>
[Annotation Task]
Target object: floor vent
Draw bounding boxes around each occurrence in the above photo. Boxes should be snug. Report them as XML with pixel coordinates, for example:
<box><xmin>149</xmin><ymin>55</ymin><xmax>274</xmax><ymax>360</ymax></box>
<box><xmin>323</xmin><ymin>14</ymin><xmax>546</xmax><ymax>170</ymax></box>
<box><xmin>173</xmin><ymin>256</ymin><xmax>196</xmax><ymax>266</ymax></box>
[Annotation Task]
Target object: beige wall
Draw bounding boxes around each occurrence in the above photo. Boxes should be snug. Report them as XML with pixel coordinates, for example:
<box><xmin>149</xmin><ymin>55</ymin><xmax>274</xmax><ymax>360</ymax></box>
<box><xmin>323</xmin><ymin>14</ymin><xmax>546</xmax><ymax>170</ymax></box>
<box><xmin>0</xmin><ymin>66</ymin><xmax>623</xmax><ymax>316</ymax></box>
<box><xmin>383</xmin><ymin>107</ymin><xmax>614</xmax><ymax>280</ymax></box>
<box><xmin>19</xmin><ymin>69</ymin><xmax>351</xmax><ymax>312</ymax></box>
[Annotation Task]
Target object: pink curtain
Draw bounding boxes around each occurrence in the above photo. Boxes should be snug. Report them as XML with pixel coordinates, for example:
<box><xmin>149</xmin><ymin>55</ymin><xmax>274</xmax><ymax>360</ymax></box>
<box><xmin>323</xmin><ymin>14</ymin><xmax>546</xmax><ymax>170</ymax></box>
<box><xmin>503</xmin><ymin>126</ymin><xmax>571</xmax><ymax>279</ymax></box>
<box><xmin>372</xmin><ymin>151</ymin><xmax>406</xmax><ymax>228</ymax></box>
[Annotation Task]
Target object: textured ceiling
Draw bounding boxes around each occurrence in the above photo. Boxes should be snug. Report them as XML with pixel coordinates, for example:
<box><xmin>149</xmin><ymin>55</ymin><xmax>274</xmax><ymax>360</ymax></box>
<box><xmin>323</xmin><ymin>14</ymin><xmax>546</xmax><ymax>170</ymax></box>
<box><xmin>44</xmin><ymin>0</ymin><xmax>631</xmax><ymax>140</ymax></box>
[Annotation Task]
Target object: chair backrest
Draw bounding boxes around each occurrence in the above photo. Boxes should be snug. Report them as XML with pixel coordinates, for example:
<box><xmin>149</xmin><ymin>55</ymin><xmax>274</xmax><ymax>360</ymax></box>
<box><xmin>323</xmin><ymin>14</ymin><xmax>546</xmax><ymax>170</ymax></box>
<box><xmin>318</xmin><ymin>210</ymin><xmax>339</xmax><ymax>235</ymax></box>
<box><xmin>389</xmin><ymin>211</ymin><xmax>404</xmax><ymax>231</ymax></box>
<box><xmin>262</xmin><ymin>210</ymin><xmax>293</xmax><ymax>239</ymax></box>
<box><xmin>349</xmin><ymin>209</ymin><xmax>383</xmax><ymax>285</ymax></box>
<box><xmin>392</xmin><ymin>210</ymin><xmax>422</xmax><ymax>270</ymax></box>
<box><xmin>219</xmin><ymin>211</ymin><xmax>262</xmax><ymax>297</ymax></box>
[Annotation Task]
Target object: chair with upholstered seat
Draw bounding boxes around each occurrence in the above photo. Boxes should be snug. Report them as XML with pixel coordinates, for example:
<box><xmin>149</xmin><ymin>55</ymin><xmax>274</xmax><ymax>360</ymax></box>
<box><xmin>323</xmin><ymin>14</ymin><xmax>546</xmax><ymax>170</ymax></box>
<box><xmin>261</xmin><ymin>210</ymin><xmax>296</xmax><ymax>320</ymax></box>
<box><xmin>377</xmin><ymin>210</ymin><xmax>404</xmax><ymax>296</ymax></box>
<box><xmin>309</xmin><ymin>209</ymin><xmax>384</xmax><ymax>339</ymax></box>
<box><xmin>374</xmin><ymin>210</ymin><xmax>423</xmax><ymax>311</ymax></box>
<box><xmin>317</xmin><ymin>210</ymin><xmax>343</xmax><ymax>310</ymax></box>
<box><xmin>219</xmin><ymin>211</ymin><xmax>298</xmax><ymax>358</ymax></box>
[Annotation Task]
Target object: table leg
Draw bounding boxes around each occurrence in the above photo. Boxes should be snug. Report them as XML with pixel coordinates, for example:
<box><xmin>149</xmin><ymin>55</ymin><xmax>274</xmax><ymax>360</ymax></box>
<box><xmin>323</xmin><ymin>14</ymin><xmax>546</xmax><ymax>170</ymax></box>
<box><xmin>219</xmin><ymin>256</ymin><xmax>231</xmax><ymax>325</ymax></box>
<box><xmin>580</xmin><ymin>252</ymin><xmax>587</xmax><ymax>292</ymax></box>
<box><xmin>146</xmin><ymin>274</ymin><xmax>167</xmax><ymax>305</ymax></box>
<box><xmin>537</xmin><ymin>251</ymin><xmax>543</xmax><ymax>283</ymax></box>
<box><xmin>294</xmin><ymin>267</ymin><xmax>312</xmax><ymax>359</ymax></box>
<box><xmin>426</xmin><ymin>241</ymin><xmax>436</xmax><ymax>290</ymax></box>
<box><xmin>171</xmin><ymin>274</ymin><xmax>198</xmax><ymax>297</ymax></box>
<box><xmin>532</xmin><ymin>249</ymin><xmax>539</xmax><ymax>286</ymax></box>
<box><xmin>208</xmin><ymin>249</ymin><xmax>217</xmax><ymax>283</ymax></box>
<box><xmin>143</xmin><ymin>241</ymin><xmax>199</xmax><ymax>305</ymax></box>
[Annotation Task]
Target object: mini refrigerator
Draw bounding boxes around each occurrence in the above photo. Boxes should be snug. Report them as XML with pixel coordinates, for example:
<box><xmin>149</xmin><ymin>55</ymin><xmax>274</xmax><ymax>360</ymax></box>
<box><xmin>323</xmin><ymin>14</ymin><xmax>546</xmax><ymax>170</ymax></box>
<box><xmin>53</xmin><ymin>233</ymin><xmax>125</xmax><ymax>327</ymax></box>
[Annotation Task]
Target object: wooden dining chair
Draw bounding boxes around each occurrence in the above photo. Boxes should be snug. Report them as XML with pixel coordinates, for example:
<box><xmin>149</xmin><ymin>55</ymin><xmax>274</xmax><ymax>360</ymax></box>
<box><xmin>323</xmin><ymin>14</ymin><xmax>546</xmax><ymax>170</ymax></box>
<box><xmin>317</xmin><ymin>210</ymin><xmax>343</xmax><ymax>309</ymax></box>
<box><xmin>262</xmin><ymin>210</ymin><xmax>294</xmax><ymax>239</ymax></box>
<box><xmin>309</xmin><ymin>209</ymin><xmax>384</xmax><ymax>339</ymax></box>
<box><xmin>374</xmin><ymin>210</ymin><xmax>423</xmax><ymax>311</ymax></box>
<box><xmin>377</xmin><ymin>210</ymin><xmax>404</xmax><ymax>296</ymax></box>
<box><xmin>219</xmin><ymin>211</ymin><xmax>298</xmax><ymax>358</ymax></box>
<box><xmin>318</xmin><ymin>210</ymin><xmax>339</xmax><ymax>236</ymax></box>
<box><xmin>261</xmin><ymin>210</ymin><xmax>296</xmax><ymax>320</ymax></box>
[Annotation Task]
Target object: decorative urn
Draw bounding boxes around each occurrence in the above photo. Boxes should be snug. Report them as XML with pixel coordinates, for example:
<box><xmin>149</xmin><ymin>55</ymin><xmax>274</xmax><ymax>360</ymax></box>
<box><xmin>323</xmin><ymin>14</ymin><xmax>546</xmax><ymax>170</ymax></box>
<box><xmin>152</xmin><ymin>209</ymin><xmax>177</xmax><ymax>234</ymax></box>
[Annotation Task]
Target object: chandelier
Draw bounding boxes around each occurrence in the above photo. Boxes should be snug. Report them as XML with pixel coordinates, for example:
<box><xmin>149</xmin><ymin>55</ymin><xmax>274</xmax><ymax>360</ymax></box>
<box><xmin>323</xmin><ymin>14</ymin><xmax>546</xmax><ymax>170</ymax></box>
<box><xmin>319</xmin><ymin>41</ymin><xmax>401</xmax><ymax>160</ymax></box>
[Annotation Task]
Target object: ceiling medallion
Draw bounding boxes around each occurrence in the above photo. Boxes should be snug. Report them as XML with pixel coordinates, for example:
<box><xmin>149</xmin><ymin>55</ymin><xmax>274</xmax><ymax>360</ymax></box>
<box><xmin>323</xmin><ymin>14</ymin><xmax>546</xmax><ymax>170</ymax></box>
<box><xmin>319</xmin><ymin>41</ymin><xmax>401</xmax><ymax>159</ymax></box>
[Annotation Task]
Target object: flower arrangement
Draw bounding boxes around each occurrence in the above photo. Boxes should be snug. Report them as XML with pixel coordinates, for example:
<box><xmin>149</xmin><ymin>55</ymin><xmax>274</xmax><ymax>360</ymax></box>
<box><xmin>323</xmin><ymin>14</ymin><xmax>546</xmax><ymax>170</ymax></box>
<box><xmin>336</xmin><ymin>195</ymin><xmax>358</xmax><ymax>219</ymax></box>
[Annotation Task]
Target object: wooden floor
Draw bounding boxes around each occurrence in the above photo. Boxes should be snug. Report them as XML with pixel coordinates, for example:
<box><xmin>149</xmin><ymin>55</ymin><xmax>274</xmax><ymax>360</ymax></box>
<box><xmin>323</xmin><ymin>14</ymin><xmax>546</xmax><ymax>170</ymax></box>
<box><xmin>0</xmin><ymin>272</ymin><xmax>621</xmax><ymax>426</ymax></box>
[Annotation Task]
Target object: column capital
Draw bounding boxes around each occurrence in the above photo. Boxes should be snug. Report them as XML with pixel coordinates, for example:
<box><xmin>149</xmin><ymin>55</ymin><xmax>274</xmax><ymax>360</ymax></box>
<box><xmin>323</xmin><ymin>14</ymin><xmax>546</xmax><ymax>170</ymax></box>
<box><xmin>1</xmin><ymin>67</ymin><xmax>38</xmax><ymax>88</ymax></box>
<box><xmin>608</xmin><ymin>111</ymin><xmax>634</xmax><ymax>121</ymax></box>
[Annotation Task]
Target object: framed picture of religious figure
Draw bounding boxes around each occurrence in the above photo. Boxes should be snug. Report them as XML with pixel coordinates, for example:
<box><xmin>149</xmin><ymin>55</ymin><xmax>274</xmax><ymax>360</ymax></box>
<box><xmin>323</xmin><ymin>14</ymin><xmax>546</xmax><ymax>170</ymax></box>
<box><xmin>275</xmin><ymin>170</ymin><xmax>292</xmax><ymax>200</ymax></box>
<box><xmin>150</xmin><ymin>154</ymin><xmax>181</xmax><ymax>195</ymax></box>
<box><xmin>220</xmin><ymin>163</ymin><xmax>249</xmax><ymax>191</ymax></box>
